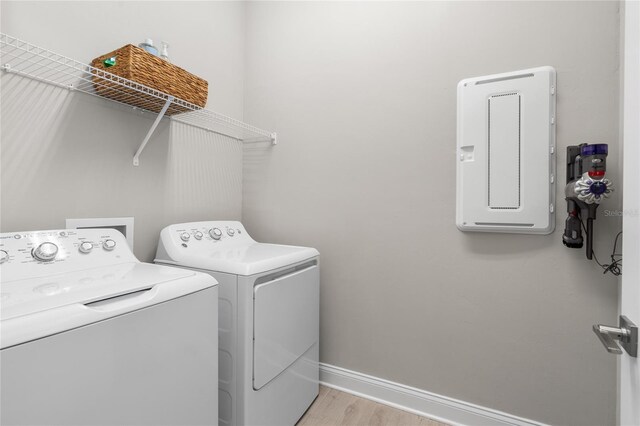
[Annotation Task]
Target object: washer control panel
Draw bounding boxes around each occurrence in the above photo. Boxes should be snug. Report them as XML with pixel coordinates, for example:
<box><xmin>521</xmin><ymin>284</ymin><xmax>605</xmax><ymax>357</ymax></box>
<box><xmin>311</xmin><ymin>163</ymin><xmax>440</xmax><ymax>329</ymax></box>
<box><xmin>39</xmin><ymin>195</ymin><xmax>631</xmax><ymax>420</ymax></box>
<box><xmin>0</xmin><ymin>228</ymin><xmax>135</xmax><ymax>282</ymax></box>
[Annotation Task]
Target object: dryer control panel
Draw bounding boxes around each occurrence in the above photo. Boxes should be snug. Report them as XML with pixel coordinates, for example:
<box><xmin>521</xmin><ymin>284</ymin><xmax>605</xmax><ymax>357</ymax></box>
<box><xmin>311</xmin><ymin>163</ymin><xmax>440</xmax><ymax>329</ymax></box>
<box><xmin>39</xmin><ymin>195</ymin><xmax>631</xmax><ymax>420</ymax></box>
<box><xmin>161</xmin><ymin>221</ymin><xmax>254</xmax><ymax>248</ymax></box>
<box><xmin>0</xmin><ymin>228</ymin><xmax>135</xmax><ymax>282</ymax></box>
<box><xmin>156</xmin><ymin>221</ymin><xmax>319</xmax><ymax>276</ymax></box>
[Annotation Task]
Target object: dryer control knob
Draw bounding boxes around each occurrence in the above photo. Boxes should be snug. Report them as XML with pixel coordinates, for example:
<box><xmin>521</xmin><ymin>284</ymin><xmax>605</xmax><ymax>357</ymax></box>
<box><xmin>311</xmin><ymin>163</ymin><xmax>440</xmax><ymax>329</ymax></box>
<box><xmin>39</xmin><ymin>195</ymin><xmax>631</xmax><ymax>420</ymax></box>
<box><xmin>194</xmin><ymin>231</ymin><xmax>203</xmax><ymax>240</ymax></box>
<box><xmin>180</xmin><ymin>232</ymin><xmax>191</xmax><ymax>242</ymax></box>
<box><xmin>102</xmin><ymin>239</ymin><xmax>116</xmax><ymax>251</ymax></box>
<box><xmin>32</xmin><ymin>242</ymin><xmax>58</xmax><ymax>262</ymax></box>
<box><xmin>79</xmin><ymin>242</ymin><xmax>94</xmax><ymax>254</ymax></box>
<box><xmin>209</xmin><ymin>228</ymin><xmax>222</xmax><ymax>240</ymax></box>
<box><xmin>0</xmin><ymin>250</ymin><xmax>8</xmax><ymax>264</ymax></box>
<box><xmin>227</xmin><ymin>228</ymin><xmax>235</xmax><ymax>237</ymax></box>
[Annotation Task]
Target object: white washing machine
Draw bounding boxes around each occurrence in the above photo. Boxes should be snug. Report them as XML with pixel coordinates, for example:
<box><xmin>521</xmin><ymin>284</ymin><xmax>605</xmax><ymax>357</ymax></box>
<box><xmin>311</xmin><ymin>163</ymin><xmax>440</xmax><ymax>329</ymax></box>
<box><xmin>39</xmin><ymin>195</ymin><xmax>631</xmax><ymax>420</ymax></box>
<box><xmin>155</xmin><ymin>221</ymin><xmax>319</xmax><ymax>426</ymax></box>
<box><xmin>0</xmin><ymin>228</ymin><xmax>219</xmax><ymax>426</ymax></box>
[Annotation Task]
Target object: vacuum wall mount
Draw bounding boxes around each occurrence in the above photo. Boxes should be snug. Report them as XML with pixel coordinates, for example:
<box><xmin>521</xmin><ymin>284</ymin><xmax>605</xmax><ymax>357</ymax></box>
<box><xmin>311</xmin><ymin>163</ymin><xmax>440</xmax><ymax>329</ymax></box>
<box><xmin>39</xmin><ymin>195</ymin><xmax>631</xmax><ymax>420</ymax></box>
<box><xmin>563</xmin><ymin>143</ymin><xmax>613</xmax><ymax>259</ymax></box>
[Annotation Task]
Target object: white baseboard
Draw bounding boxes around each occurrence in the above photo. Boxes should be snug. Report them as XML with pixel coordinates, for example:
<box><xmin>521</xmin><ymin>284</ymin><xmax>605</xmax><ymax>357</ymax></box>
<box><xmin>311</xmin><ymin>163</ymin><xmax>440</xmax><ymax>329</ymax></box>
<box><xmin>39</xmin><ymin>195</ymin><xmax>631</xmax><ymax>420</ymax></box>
<box><xmin>319</xmin><ymin>363</ymin><xmax>548</xmax><ymax>426</ymax></box>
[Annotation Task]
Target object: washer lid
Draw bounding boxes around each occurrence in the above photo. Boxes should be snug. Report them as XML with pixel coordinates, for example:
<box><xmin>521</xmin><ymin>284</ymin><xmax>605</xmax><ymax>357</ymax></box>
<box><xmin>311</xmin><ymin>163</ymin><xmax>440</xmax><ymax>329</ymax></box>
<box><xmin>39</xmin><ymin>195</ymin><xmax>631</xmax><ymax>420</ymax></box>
<box><xmin>1</xmin><ymin>262</ymin><xmax>217</xmax><ymax>349</ymax></box>
<box><xmin>163</xmin><ymin>242</ymin><xmax>319</xmax><ymax>276</ymax></box>
<box><xmin>1</xmin><ymin>262</ymin><xmax>204</xmax><ymax>321</ymax></box>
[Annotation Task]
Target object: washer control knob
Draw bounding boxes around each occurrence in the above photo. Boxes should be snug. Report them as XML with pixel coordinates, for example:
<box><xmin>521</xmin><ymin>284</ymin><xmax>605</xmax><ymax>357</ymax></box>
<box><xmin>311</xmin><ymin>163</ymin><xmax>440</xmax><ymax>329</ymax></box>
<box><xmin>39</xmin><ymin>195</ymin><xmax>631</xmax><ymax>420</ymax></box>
<box><xmin>102</xmin><ymin>239</ymin><xmax>116</xmax><ymax>251</ymax></box>
<box><xmin>227</xmin><ymin>228</ymin><xmax>235</xmax><ymax>237</ymax></box>
<box><xmin>0</xmin><ymin>250</ymin><xmax>8</xmax><ymax>264</ymax></box>
<box><xmin>32</xmin><ymin>242</ymin><xmax>58</xmax><ymax>262</ymax></box>
<box><xmin>194</xmin><ymin>231</ymin><xmax>203</xmax><ymax>240</ymax></box>
<box><xmin>209</xmin><ymin>228</ymin><xmax>223</xmax><ymax>240</ymax></box>
<box><xmin>79</xmin><ymin>242</ymin><xmax>94</xmax><ymax>254</ymax></box>
<box><xmin>180</xmin><ymin>232</ymin><xmax>191</xmax><ymax>242</ymax></box>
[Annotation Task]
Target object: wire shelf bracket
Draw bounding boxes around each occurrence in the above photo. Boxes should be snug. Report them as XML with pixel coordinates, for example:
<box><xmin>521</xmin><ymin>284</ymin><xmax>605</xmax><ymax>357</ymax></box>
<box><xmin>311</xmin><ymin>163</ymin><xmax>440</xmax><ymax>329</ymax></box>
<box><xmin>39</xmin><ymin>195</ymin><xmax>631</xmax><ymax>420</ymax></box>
<box><xmin>133</xmin><ymin>96</ymin><xmax>174</xmax><ymax>166</ymax></box>
<box><xmin>0</xmin><ymin>33</ymin><xmax>277</xmax><ymax>166</ymax></box>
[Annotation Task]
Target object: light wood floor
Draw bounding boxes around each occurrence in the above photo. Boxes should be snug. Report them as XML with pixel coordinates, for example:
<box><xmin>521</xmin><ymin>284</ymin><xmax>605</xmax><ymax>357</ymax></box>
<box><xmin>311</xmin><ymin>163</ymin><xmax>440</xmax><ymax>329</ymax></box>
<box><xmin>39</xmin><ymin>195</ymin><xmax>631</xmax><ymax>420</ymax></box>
<box><xmin>297</xmin><ymin>386</ymin><xmax>449</xmax><ymax>426</ymax></box>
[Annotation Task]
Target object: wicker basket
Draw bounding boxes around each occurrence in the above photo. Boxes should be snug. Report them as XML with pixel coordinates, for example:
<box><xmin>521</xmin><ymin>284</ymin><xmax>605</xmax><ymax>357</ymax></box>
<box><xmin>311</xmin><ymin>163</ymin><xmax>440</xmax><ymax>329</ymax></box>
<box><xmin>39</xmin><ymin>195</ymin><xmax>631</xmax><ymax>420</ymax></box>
<box><xmin>90</xmin><ymin>44</ymin><xmax>208</xmax><ymax>115</ymax></box>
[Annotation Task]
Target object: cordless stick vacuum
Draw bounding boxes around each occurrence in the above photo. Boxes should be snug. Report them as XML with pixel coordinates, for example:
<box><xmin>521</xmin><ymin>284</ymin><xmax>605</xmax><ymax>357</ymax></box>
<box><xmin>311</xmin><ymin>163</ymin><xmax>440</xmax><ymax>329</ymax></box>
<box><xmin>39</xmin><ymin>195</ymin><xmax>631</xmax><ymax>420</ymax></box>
<box><xmin>563</xmin><ymin>144</ymin><xmax>613</xmax><ymax>259</ymax></box>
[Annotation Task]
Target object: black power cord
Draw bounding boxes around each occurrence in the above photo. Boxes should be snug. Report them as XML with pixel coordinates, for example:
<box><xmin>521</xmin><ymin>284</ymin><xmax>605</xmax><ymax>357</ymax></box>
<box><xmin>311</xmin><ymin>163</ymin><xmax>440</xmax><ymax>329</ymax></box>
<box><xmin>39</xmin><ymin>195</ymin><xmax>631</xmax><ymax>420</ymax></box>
<box><xmin>579</xmin><ymin>218</ymin><xmax>622</xmax><ymax>276</ymax></box>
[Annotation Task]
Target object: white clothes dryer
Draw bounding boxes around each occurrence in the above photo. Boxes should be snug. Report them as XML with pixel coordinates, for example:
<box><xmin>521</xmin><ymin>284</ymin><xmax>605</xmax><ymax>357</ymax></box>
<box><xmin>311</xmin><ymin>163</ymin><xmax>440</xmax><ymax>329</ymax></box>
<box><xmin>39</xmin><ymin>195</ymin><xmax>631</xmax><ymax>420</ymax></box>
<box><xmin>0</xmin><ymin>228</ymin><xmax>219</xmax><ymax>426</ymax></box>
<box><xmin>155</xmin><ymin>221</ymin><xmax>319</xmax><ymax>426</ymax></box>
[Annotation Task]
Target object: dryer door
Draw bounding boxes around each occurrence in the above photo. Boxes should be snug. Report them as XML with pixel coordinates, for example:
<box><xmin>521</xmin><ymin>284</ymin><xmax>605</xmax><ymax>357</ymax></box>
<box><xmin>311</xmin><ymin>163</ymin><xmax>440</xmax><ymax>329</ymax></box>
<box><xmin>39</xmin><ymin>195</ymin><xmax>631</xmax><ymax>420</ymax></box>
<box><xmin>253</xmin><ymin>262</ymin><xmax>319</xmax><ymax>390</ymax></box>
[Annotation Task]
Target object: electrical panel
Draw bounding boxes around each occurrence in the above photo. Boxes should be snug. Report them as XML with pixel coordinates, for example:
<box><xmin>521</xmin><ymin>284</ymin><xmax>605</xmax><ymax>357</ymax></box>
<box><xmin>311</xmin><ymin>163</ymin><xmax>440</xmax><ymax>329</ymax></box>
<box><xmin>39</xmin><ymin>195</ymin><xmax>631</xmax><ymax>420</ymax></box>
<box><xmin>456</xmin><ymin>66</ymin><xmax>556</xmax><ymax>234</ymax></box>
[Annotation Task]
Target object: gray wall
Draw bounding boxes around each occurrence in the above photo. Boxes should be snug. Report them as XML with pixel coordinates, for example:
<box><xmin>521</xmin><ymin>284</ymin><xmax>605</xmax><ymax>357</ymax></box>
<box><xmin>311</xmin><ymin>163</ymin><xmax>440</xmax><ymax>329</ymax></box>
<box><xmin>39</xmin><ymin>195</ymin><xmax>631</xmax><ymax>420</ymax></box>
<box><xmin>0</xmin><ymin>1</ymin><xmax>246</xmax><ymax>261</ymax></box>
<box><xmin>242</xmin><ymin>2</ymin><xmax>622</xmax><ymax>425</ymax></box>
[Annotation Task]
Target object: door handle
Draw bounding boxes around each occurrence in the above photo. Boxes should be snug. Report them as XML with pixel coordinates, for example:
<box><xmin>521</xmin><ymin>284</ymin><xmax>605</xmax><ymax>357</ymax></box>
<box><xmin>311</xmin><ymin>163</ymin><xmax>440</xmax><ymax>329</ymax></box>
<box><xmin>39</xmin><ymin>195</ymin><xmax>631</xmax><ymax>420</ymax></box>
<box><xmin>593</xmin><ymin>315</ymin><xmax>638</xmax><ymax>357</ymax></box>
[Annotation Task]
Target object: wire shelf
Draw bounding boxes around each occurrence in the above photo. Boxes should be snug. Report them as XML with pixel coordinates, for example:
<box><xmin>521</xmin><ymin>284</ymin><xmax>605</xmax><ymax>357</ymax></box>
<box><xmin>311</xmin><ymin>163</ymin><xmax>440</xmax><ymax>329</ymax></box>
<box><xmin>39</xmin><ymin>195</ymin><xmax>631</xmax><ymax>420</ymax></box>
<box><xmin>0</xmin><ymin>33</ymin><xmax>276</xmax><ymax>164</ymax></box>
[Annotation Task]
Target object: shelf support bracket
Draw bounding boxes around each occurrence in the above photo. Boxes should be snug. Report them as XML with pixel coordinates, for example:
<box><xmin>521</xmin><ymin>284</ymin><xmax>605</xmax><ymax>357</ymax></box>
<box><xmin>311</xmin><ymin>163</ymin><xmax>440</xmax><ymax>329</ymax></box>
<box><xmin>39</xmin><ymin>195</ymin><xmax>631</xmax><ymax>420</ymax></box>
<box><xmin>133</xmin><ymin>96</ymin><xmax>174</xmax><ymax>166</ymax></box>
